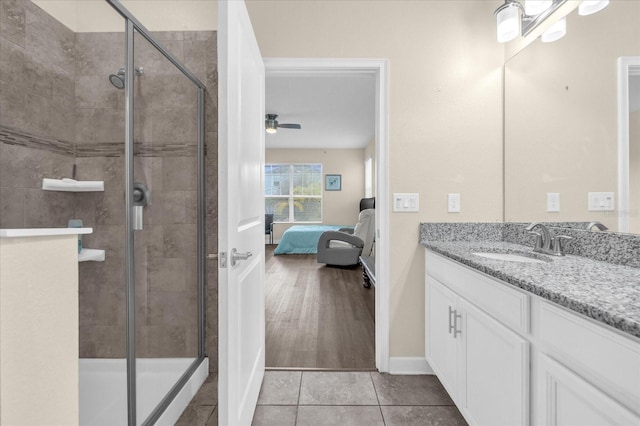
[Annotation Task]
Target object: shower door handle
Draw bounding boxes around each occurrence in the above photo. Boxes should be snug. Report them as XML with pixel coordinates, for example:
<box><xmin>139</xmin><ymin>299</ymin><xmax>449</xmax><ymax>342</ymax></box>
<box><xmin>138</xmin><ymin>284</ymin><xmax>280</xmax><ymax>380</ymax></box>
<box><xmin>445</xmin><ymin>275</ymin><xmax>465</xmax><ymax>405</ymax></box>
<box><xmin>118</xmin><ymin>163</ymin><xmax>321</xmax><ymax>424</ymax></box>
<box><xmin>132</xmin><ymin>182</ymin><xmax>150</xmax><ymax>231</ymax></box>
<box><xmin>230</xmin><ymin>248</ymin><xmax>252</xmax><ymax>267</ymax></box>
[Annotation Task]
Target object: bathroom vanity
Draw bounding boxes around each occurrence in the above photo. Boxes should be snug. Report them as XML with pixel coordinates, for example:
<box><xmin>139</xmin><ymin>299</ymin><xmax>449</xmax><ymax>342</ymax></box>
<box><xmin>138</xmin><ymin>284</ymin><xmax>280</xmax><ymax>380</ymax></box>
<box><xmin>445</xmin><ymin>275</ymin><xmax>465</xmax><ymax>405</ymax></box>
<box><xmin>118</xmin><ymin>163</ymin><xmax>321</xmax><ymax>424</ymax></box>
<box><xmin>0</xmin><ymin>228</ymin><xmax>92</xmax><ymax>426</ymax></box>
<box><xmin>421</xmin><ymin>226</ymin><xmax>640</xmax><ymax>426</ymax></box>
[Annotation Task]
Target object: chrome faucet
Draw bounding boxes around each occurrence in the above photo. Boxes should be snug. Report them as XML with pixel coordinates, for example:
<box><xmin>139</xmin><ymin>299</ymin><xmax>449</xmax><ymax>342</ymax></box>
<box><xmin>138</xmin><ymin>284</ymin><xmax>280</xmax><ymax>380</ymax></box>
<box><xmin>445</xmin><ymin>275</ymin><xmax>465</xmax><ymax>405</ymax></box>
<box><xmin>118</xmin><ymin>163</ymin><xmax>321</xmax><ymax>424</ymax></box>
<box><xmin>525</xmin><ymin>222</ymin><xmax>552</xmax><ymax>252</ymax></box>
<box><xmin>525</xmin><ymin>222</ymin><xmax>572</xmax><ymax>256</ymax></box>
<box><xmin>586</xmin><ymin>221</ymin><xmax>608</xmax><ymax>231</ymax></box>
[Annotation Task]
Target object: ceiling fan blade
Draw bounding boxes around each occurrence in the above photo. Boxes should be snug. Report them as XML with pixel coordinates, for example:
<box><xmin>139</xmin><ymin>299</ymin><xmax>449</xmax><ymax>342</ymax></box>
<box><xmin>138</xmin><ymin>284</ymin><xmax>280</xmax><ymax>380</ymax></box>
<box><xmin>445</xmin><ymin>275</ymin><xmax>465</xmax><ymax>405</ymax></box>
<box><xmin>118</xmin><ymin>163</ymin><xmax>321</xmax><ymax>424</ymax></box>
<box><xmin>277</xmin><ymin>123</ymin><xmax>302</xmax><ymax>129</ymax></box>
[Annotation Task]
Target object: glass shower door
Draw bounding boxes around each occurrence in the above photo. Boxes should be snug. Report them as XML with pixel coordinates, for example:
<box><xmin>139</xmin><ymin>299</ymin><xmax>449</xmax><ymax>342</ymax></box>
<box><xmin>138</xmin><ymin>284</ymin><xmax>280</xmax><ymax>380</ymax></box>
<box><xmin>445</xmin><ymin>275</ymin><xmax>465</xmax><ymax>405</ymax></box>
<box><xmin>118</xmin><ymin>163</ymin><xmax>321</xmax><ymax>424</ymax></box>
<box><xmin>131</xmin><ymin>28</ymin><xmax>201</xmax><ymax>425</ymax></box>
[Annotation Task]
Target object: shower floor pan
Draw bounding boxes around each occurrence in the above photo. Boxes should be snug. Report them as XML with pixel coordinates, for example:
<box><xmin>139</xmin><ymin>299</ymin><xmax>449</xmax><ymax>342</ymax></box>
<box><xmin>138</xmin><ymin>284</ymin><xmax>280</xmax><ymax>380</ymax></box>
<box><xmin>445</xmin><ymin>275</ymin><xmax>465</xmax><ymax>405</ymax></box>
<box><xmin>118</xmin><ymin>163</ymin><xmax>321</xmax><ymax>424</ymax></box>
<box><xmin>79</xmin><ymin>357</ymin><xmax>208</xmax><ymax>425</ymax></box>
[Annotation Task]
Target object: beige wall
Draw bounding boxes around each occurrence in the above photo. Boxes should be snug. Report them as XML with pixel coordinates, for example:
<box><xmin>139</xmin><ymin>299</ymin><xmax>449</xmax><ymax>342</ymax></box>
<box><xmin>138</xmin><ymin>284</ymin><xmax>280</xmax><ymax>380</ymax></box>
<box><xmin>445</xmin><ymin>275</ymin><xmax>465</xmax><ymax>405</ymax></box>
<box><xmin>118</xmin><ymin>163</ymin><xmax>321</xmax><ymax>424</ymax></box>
<box><xmin>249</xmin><ymin>0</ymin><xmax>504</xmax><ymax>357</ymax></box>
<box><xmin>504</xmin><ymin>1</ymin><xmax>640</xmax><ymax>230</ymax></box>
<box><xmin>266</xmin><ymin>148</ymin><xmax>365</xmax><ymax>241</ymax></box>
<box><xmin>1</xmin><ymin>235</ymin><xmax>79</xmax><ymax>426</ymax></box>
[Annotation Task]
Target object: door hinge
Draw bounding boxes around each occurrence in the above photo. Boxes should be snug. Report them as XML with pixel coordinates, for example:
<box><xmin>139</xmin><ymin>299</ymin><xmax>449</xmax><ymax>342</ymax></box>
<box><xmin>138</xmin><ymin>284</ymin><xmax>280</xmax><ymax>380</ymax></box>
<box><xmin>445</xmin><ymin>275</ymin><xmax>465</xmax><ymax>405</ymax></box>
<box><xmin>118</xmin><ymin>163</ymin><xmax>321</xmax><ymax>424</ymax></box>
<box><xmin>219</xmin><ymin>251</ymin><xmax>227</xmax><ymax>268</ymax></box>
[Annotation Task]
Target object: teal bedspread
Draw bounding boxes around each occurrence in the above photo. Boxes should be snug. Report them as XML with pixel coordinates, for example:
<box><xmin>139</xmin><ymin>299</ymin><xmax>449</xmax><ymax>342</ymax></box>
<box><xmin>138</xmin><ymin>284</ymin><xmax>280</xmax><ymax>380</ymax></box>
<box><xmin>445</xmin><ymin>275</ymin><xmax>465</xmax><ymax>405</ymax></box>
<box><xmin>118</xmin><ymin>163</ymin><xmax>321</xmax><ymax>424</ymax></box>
<box><xmin>274</xmin><ymin>225</ymin><xmax>345</xmax><ymax>254</ymax></box>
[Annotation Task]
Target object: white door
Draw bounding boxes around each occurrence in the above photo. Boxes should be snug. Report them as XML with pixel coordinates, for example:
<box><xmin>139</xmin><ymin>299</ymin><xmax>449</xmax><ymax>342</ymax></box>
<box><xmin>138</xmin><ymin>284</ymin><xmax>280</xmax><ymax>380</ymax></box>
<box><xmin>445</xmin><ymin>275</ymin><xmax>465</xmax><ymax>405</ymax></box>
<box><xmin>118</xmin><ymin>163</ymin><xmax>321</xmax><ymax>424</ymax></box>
<box><xmin>218</xmin><ymin>0</ymin><xmax>266</xmax><ymax>424</ymax></box>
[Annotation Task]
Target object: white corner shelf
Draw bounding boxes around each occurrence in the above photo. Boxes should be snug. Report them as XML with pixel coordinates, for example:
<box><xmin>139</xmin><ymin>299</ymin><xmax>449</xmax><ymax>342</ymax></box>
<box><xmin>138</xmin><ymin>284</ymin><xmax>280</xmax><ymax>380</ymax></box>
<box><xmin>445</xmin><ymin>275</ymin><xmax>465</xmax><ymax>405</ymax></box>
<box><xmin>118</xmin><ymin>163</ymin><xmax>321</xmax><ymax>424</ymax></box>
<box><xmin>0</xmin><ymin>228</ymin><xmax>93</xmax><ymax>238</ymax></box>
<box><xmin>78</xmin><ymin>248</ymin><xmax>105</xmax><ymax>262</ymax></box>
<box><xmin>42</xmin><ymin>178</ymin><xmax>104</xmax><ymax>192</ymax></box>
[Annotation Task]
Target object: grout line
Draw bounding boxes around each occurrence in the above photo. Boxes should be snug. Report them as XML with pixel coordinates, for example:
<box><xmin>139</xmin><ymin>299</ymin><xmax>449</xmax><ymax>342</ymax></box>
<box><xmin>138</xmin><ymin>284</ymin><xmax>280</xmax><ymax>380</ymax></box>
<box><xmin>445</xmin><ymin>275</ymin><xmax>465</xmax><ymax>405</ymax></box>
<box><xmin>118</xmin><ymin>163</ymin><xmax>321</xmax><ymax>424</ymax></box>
<box><xmin>377</xmin><ymin>404</ymin><xmax>457</xmax><ymax>407</ymax></box>
<box><xmin>266</xmin><ymin>367</ymin><xmax>377</xmax><ymax>372</ymax></box>
<box><xmin>297</xmin><ymin>371</ymin><xmax>303</xmax><ymax>405</ymax></box>
<box><xmin>295</xmin><ymin>371</ymin><xmax>303</xmax><ymax>425</ymax></box>
<box><xmin>295</xmin><ymin>404</ymin><xmax>382</xmax><ymax>406</ymax></box>
<box><xmin>369</xmin><ymin>372</ymin><xmax>382</xmax><ymax>406</ymax></box>
<box><xmin>369</xmin><ymin>371</ymin><xmax>386</xmax><ymax>425</ymax></box>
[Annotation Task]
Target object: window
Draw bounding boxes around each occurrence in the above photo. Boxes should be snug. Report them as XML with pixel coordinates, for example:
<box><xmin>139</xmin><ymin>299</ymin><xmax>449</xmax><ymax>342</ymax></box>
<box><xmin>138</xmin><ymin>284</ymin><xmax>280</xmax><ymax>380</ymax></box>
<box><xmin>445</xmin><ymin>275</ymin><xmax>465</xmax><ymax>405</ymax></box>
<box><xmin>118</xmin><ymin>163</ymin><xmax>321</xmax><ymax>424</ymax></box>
<box><xmin>364</xmin><ymin>157</ymin><xmax>373</xmax><ymax>198</ymax></box>
<box><xmin>265</xmin><ymin>164</ymin><xmax>322</xmax><ymax>222</ymax></box>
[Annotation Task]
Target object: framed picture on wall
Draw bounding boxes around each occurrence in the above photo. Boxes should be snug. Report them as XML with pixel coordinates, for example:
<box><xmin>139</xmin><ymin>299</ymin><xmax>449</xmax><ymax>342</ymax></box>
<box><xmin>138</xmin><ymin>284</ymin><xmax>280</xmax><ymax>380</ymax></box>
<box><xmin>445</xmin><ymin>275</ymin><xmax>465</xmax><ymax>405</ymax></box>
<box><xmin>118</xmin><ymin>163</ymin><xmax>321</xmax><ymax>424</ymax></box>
<box><xmin>325</xmin><ymin>174</ymin><xmax>342</xmax><ymax>191</ymax></box>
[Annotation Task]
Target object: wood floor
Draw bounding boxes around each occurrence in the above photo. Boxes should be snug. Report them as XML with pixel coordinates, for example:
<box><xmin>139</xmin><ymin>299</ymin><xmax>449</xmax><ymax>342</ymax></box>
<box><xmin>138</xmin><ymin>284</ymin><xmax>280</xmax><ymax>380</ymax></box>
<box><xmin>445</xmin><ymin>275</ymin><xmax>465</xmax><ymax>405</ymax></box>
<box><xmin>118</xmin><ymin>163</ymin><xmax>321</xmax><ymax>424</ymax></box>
<box><xmin>265</xmin><ymin>245</ymin><xmax>376</xmax><ymax>369</ymax></box>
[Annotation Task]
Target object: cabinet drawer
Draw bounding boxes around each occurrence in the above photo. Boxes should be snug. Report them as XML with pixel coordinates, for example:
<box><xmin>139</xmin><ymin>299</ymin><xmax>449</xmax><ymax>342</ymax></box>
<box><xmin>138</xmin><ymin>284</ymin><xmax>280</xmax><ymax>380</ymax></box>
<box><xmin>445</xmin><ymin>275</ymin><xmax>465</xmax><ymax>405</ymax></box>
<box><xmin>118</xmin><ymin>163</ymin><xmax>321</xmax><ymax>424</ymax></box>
<box><xmin>539</xmin><ymin>301</ymin><xmax>640</xmax><ymax>413</ymax></box>
<box><xmin>425</xmin><ymin>250</ymin><xmax>530</xmax><ymax>334</ymax></box>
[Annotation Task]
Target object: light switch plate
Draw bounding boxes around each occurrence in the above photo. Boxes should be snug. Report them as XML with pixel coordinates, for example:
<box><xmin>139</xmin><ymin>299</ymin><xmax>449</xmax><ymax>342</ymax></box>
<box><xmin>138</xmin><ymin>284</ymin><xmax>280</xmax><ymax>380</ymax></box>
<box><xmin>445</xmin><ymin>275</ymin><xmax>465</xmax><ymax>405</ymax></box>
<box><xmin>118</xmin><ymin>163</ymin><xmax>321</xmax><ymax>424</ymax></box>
<box><xmin>547</xmin><ymin>193</ymin><xmax>560</xmax><ymax>212</ymax></box>
<box><xmin>448</xmin><ymin>193</ymin><xmax>461</xmax><ymax>213</ymax></box>
<box><xmin>588</xmin><ymin>192</ymin><xmax>615</xmax><ymax>211</ymax></box>
<box><xmin>393</xmin><ymin>193</ymin><xmax>419</xmax><ymax>212</ymax></box>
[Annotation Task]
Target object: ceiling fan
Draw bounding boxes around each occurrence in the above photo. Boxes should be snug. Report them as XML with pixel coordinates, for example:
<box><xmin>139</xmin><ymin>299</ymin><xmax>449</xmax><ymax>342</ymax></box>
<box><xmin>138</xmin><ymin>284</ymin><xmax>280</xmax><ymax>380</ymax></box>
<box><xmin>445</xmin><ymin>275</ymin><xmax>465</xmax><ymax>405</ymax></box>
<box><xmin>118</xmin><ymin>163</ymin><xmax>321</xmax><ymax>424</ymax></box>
<box><xmin>265</xmin><ymin>114</ymin><xmax>302</xmax><ymax>134</ymax></box>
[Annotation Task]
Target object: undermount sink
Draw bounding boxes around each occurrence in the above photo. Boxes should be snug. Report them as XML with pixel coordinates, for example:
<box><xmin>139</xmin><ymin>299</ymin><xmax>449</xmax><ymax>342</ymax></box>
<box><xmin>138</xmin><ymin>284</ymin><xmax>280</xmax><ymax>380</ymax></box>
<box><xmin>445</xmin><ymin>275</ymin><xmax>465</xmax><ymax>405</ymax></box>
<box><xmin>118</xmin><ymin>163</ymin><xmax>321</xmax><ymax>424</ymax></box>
<box><xmin>471</xmin><ymin>252</ymin><xmax>548</xmax><ymax>264</ymax></box>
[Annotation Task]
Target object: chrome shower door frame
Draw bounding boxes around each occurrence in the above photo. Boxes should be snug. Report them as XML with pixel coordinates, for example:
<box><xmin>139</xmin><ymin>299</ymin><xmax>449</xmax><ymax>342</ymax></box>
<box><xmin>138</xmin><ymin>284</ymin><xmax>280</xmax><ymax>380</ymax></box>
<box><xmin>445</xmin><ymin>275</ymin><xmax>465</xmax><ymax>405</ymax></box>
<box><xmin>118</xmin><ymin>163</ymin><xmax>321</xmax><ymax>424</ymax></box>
<box><xmin>106</xmin><ymin>1</ymin><xmax>207</xmax><ymax>425</ymax></box>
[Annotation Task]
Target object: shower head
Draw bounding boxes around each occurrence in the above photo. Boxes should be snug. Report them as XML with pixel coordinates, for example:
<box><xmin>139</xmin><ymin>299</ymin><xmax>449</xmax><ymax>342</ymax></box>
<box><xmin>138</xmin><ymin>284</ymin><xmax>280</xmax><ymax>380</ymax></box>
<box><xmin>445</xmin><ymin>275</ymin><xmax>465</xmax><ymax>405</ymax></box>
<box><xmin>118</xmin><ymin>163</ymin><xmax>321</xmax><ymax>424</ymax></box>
<box><xmin>108</xmin><ymin>67</ymin><xmax>144</xmax><ymax>89</ymax></box>
<box><xmin>108</xmin><ymin>68</ymin><xmax>125</xmax><ymax>89</ymax></box>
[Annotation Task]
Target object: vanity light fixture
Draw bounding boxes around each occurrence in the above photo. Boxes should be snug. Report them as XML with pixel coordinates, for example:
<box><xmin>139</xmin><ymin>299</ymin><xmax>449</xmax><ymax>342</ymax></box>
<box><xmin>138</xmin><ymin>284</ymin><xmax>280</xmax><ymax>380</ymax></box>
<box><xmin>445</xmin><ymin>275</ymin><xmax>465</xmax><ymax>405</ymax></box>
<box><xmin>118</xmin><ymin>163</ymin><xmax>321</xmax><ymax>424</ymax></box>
<box><xmin>578</xmin><ymin>0</ymin><xmax>609</xmax><ymax>16</ymax></box>
<box><xmin>495</xmin><ymin>0</ymin><xmax>523</xmax><ymax>43</ymax></box>
<box><xmin>524</xmin><ymin>0</ymin><xmax>552</xmax><ymax>16</ymax></box>
<box><xmin>494</xmin><ymin>0</ymin><xmax>566</xmax><ymax>43</ymax></box>
<box><xmin>541</xmin><ymin>16</ymin><xmax>566</xmax><ymax>42</ymax></box>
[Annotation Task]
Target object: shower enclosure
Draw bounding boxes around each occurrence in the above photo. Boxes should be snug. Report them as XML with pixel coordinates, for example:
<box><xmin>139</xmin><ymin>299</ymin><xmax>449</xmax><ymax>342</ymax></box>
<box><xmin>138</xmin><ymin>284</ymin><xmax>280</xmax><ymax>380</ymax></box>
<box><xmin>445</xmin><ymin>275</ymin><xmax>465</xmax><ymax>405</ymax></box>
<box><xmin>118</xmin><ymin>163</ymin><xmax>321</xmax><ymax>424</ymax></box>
<box><xmin>86</xmin><ymin>1</ymin><xmax>207</xmax><ymax>424</ymax></box>
<box><xmin>0</xmin><ymin>0</ymin><xmax>213</xmax><ymax>423</ymax></box>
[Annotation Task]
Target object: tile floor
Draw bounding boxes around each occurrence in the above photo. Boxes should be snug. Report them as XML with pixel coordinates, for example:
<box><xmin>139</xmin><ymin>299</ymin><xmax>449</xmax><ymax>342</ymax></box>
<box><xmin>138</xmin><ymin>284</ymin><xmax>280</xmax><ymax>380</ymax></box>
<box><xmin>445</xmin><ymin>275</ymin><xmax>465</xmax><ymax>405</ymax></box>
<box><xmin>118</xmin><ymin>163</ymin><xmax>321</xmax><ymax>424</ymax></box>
<box><xmin>253</xmin><ymin>371</ymin><xmax>467</xmax><ymax>425</ymax></box>
<box><xmin>176</xmin><ymin>373</ymin><xmax>218</xmax><ymax>426</ymax></box>
<box><xmin>178</xmin><ymin>371</ymin><xmax>468</xmax><ymax>425</ymax></box>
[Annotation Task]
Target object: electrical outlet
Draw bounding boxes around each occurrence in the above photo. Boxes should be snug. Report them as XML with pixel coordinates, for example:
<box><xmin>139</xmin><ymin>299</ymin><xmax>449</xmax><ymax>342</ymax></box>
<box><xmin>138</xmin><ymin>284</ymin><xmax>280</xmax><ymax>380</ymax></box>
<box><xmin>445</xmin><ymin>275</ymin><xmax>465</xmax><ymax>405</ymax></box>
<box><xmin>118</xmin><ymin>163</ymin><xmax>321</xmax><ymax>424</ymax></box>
<box><xmin>448</xmin><ymin>193</ymin><xmax>460</xmax><ymax>213</ymax></box>
<box><xmin>547</xmin><ymin>193</ymin><xmax>560</xmax><ymax>212</ymax></box>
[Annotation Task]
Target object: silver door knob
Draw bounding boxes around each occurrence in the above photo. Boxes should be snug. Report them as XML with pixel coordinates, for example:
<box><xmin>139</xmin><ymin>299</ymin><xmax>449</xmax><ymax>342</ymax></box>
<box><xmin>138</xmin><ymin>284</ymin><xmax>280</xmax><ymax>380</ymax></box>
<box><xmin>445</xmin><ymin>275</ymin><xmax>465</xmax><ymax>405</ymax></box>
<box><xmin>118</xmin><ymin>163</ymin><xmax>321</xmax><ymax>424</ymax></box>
<box><xmin>231</xmin><ymin>248</ymin><xmax>252</xmax><ymax>266</ymax></box>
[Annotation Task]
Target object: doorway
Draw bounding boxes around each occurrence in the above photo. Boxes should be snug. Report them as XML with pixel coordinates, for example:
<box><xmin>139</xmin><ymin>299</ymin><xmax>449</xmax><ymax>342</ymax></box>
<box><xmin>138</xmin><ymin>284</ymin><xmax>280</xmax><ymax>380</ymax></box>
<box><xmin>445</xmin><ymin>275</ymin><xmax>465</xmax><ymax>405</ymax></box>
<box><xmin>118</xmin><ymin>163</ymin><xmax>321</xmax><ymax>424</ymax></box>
<box><xmin>263</xmin><ymin>59</ymin><xmax>390</xmax><ymax>372</ymax></box>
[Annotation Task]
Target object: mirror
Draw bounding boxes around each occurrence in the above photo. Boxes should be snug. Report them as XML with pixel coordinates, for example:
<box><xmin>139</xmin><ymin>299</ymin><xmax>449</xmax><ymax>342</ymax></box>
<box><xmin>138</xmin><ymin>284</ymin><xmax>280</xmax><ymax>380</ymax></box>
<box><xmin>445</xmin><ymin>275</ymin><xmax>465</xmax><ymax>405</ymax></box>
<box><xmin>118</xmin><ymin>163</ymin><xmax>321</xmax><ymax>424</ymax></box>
<box><xmin>504</xmin><ymin>1</ymin><xmax>640</xmax><ymax>234</ymax></box>
<box><xmin>619</xmin><ymin>58</ymin><xmax>640</xmax><ymax>233</ymax></box>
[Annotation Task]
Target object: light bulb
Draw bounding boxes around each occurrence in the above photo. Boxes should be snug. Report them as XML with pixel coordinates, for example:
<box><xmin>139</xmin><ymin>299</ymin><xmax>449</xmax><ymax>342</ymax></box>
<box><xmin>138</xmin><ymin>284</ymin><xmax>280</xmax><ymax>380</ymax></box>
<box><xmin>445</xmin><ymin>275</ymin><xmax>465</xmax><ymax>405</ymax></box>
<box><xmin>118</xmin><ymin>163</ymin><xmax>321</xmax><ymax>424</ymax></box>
<box><xmin>266</xmin><ymin>127</ymin><xmax>277</xmax><ymax>134</ymax></box>
<box><xmin>496</xmin><ymin>3</ymin><xmax>520</xmax><ymax>43</ymax></box>
<box><xmin>541</xmin><ymin>17</ymin><xmax>566</xmax><ymax>43</ymax></box>
<box><xmin>578</xmin><ymin>0</ymin><xmax>609</xmax><ymax>16</ymax></box>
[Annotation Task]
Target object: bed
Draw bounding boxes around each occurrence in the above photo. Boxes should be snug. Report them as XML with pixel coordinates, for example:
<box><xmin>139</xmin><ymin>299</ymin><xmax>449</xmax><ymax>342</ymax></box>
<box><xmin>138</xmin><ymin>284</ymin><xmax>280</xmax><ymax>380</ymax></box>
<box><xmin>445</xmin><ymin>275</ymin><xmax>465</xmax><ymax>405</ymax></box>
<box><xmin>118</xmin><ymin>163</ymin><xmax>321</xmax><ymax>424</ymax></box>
<box><xmin>273</xmin><ymin>225</ymin><xmax>348</xmax><ymax>255</ymax></box>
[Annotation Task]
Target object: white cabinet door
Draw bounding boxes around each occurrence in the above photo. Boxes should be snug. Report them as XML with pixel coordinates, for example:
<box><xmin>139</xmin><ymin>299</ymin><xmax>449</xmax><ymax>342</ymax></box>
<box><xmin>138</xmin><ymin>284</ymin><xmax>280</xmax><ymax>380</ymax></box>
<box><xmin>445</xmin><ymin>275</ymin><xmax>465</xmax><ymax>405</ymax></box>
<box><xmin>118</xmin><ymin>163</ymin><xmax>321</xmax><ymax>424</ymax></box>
<box><xmin>537</xmin><ymin>354</ymin><xmax>640</xmax><ymax>426</ymax></box>
<box><xmin>460</xmin><ymin>299</ymin><xmax>529</xmax><ymax>426</ymax></box>
<box><xmin>426</xmin><ymin>275</ymin><xmax>459</xmax><ymax>399</ymax></box>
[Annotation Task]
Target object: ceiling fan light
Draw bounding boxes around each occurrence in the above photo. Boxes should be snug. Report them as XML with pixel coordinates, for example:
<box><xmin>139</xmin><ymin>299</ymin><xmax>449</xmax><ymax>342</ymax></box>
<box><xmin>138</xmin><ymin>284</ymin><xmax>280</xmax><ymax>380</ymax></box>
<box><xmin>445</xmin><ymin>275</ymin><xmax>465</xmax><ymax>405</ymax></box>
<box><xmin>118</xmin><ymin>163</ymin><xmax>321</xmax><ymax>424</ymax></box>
<box><xmin>541</xmin><ymin>16</ymin><xmax>566</xmax><ymax>42</ymax></box>
<box><xmin>265</xmin><ymin>114</ymin><xmax>278</xmax><ymax>134</ymax></box>
<box><xmin>495</xmin><ymin>2</ymin><xmax>521</xmax><ymax>43</ymax></box>
<box><xmin>578</xmin><ymin>0</ymin><xmax>609</xmax><ymax>16</ymax></box>
<box><xmin>524</xmin><ymin>0</ymin><xmax>552</xmax><ymax>16</ymax></box>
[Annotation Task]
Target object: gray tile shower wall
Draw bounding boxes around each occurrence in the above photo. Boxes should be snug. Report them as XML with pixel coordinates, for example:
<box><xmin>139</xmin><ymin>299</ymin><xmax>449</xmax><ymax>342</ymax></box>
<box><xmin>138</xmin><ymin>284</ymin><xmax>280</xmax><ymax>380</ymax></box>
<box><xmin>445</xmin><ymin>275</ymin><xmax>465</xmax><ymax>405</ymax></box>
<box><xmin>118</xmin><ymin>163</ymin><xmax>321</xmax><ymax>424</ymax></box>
<box><xmin>0</xmin><ymin>0</ymin><xmax>76</xmax><ymax>142</ymax></box>
<box><xmin>0</xmin><ymin>0</ymin><xmax>76</xmax><ymax>229</ymax></box>
<box><xmin>1</xmin><ymin>0</ymin><xmax>218</xmax><ymax>372</ymax></box>
<box><xmin>204</xmin><ymin>31</ymin><xmax>219</xmax><ymax>374</ymax></box>
<box><xmin>72</xmin><ymin>30</ymin><xmax>218</xmax><ymax>367</ymax></box>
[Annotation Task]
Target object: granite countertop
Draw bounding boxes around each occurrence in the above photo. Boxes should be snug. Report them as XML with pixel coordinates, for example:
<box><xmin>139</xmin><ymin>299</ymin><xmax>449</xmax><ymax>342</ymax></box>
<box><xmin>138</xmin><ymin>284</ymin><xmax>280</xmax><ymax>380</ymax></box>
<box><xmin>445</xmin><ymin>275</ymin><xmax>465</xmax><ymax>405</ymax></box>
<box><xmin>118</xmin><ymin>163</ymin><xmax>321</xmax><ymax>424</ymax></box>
<box><xmin>422</xmin><ymin>240</ymin><xmax>640</xmax><ymax>339</ymax></box>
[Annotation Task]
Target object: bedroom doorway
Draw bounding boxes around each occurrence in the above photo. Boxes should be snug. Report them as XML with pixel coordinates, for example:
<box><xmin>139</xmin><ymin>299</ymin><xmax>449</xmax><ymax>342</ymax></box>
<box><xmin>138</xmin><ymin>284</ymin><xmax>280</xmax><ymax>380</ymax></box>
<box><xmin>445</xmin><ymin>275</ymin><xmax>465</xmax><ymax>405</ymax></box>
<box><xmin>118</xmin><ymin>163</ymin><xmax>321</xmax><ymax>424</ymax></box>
<box><xmin>263</xmin><ymin>59</ymin><xmax>389</xmax><ymax>371</ymax></box>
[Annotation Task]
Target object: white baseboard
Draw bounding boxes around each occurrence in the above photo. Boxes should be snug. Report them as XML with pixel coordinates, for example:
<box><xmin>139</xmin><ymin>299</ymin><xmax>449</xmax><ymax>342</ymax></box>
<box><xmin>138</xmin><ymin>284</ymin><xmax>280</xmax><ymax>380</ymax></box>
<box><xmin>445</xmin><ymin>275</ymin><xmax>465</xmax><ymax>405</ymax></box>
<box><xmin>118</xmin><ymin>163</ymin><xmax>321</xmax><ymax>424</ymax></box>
<box><xmin>388</xmin><ymin>357</ymin><xmax>434</xmax><ymax>375</ymax></box>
